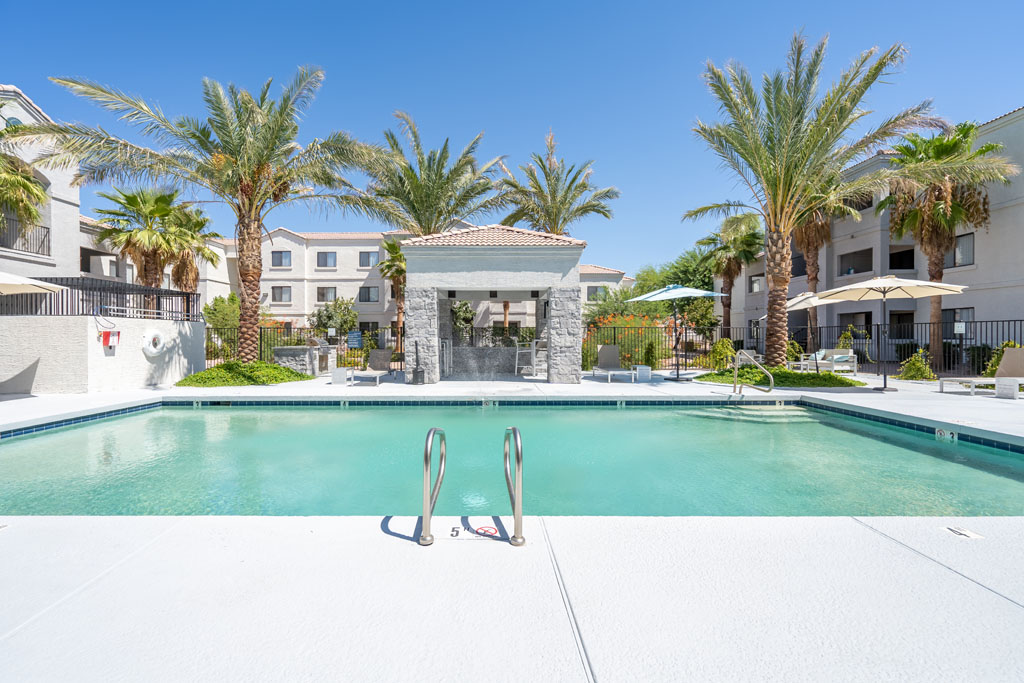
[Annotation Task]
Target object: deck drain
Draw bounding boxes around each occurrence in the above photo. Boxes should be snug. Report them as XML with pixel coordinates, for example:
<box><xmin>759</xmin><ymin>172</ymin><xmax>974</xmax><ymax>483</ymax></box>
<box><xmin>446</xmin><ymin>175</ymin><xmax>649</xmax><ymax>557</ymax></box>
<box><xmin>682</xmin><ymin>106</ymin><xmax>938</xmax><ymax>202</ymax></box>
<box><xmin>945</xmin><ymin>526</ymin><xmax>983</xmax><ymax>539</ymax></box>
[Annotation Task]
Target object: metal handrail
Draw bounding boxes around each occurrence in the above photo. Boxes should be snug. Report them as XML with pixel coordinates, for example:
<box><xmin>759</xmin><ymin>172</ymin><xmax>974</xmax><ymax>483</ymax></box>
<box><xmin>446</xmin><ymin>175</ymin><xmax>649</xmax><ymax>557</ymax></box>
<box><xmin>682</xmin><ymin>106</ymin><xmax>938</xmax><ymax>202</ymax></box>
<box><xmin>418</xmin><ymin>427</ymin><xmax>447</xmax><ymax>546</ymax></box>
<box><xmin>732</xmin><ymin>349</ymin><xmax>774</xmax><ymax>394</ymax></box>
<box><xmin>504</xmin><ymin>427</ymin><xmax>525</xmax><ymax>546</ymax></box>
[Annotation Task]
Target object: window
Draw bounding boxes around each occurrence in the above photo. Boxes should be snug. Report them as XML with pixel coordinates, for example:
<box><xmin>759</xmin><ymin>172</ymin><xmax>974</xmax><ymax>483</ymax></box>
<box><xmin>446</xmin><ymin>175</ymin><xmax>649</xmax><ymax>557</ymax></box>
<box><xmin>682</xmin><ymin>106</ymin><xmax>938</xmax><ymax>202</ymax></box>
<box><xmin>838</xmin><ymin>312</ymin><xmax>872</xmax><ymax>329</ymax></box>
<box><xmin>108</xmin><ymin>261</ymin><xmax>119</xmax><ymax>278</ymax></box>
<box><xmin>317</xmin><ymin>252</ymin><xmax>336</xmax><ymax>268</ymax></box>
<box><xmin>943</xmin><ymin>233</ymin><xmax>974</xmax><ymax>269</ymax></box>
<box><xmin>163</xmin><ymin>274</ymin><xmax>171</xmax><ymax>289</ymax></box>
<box><xmin>844</xmin><ymin>194</ymin><xmax>874</xmax><ymax>211</ymax></box>
<box><xmin>587</xmin><ymin>285</ymin><xmax>607</xmax><ymax>301</ymax></box>
<box><xmin>271</xmin><ymin>286</ymin><xmax>292</xmax><ymax>303</ymax></box>
<box><xmin>358</xmin><ymin>286</ymin><xmax>379</xmax><ymax>303</ymax></box>
<box><xmin>747</xmin><ymin>275</ymin><xmax>764</xmax><ymax>293</ymax></box>
<box><xmin>838</xmin><ymin>248</ymin><xmax>872</xmax><ymax>276</ymax></box>
<box><xmin>126</xmin><ymin>264</ymin><xmax>135</xmax><ymax>283</ymax></box>
<box><xmin>791</xmin><ymin>249</ymin><xmax>807</xmax><ymax>278</ymax></box>
<box><xmin>359</xmin><ymin>251</ymin><xmax>379</xmax><ymax>268</ymax></box>
<box><xmin>942</xmin><ymin>307</ymin><xmax>975</xmax><ymax>338</ymax></box>
<box><xmin>359</xmin><ymin>321</ymin><xmax>379</xmax><ymax>333</ymax></box>
<box><xmin>271</xmin><ymin>251</ymin><xmax>291</xmax><ymax>267</ymax></box>
<box><xmin>889</xmin><ymin>312</ymin><xmax>915</xmax><ymax>339</ymax></box>
<box><xmin>889</xmin><ymin>248</ymin><xmax>915</xmax><ymax>270</ymax></box>
<box><xmin>317</xmin><ymin>287</ymin><xmax>337</xmax><ymax>303</ymax></box>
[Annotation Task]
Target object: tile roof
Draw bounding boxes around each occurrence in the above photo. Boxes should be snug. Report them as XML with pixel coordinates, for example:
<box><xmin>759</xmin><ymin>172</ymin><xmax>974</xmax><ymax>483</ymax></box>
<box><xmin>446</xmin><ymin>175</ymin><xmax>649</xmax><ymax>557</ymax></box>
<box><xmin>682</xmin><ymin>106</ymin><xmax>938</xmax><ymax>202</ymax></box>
<box><xmin>579</xmin><ymin>264</ymin><xmax>625</xmax><ymax>275</ymax></box>
<box><xmin>401</xmin><ymin>224</ymin><xmax>586</xmax><ymax>247</ymax></box>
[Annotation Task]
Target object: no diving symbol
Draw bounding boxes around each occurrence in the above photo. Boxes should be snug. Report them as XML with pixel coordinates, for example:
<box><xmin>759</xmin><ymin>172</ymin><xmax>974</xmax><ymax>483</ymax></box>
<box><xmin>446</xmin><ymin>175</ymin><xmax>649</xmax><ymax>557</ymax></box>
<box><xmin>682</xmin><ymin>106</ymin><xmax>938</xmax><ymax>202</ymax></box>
<box><xmin>475</xmin><ymin>526</ymin><xmax>498</xmax><ymax>536</ymax></box>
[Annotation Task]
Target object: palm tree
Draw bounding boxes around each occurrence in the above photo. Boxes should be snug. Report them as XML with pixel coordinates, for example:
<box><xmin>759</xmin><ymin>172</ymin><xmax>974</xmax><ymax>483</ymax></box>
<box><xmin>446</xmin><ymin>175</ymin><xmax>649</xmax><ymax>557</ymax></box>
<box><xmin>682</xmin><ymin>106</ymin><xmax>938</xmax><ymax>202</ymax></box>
<box><xmin>365</xmin><ymin>111</ymin><xmax>506</xmax><ymax>236</ymax></box>
<box><xmin>0</xmin><ymin>105</ymin><xmax>48</xmax><ymax>234</ymax></box>
<box><xmin>377</xmin><ymin>238</ymin><xmax>406</xmax><ymax>353</ymax></box>
<box><xmin>94</xmin><ymin>188</ymin><xmax>182</xmax><ymax>289</ymax></box>
<box><xmin>169</xmin><ymin>207</ymin><xmax>222</xmax><ymax>293</ymax></box>
<box><xmin>696</xmin><ymin>214</ymin><xmax>763</xmax><ymax>329</ymax></box>
<box><xmin>498</xmin><ymin>131</ymin><xmax>620</xmax><ymax>235</ymax></box>
<box><xmin>791</xmin><ymin>211</ymin><xmax>832</xmax><ymax>345</ymax></box>
<box><xmin>3</xmin><ymin>68</ymin><xmax>381</xmax><ymax>361</ymax></box>
<box><xmin>680</xmin><ymin>34</ymin><xmax>1005</xmax><ymax>366</ymax></box>
<box><xmin>877</xmin><ymin>122</ymin><xmax>1018</xmax><ymax>363</ymax></box>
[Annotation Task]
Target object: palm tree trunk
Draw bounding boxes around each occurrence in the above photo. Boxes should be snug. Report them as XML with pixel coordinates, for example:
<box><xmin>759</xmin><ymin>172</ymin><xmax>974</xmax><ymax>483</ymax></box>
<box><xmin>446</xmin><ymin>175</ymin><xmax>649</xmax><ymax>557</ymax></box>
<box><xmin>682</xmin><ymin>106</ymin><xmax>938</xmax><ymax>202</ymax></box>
<box><xmin>720</xmin><ymin>277</ymin><xmax>733</xmax><ymax>330</ymax></box>
<box><xmin>503</xmin><ymin>300</ymin><xmax>510</xmax><ymax>328</ymax></box>
<box><xmin>927</xmin><ymin>250</ymin><xmax>945</xmax><ymax>371</ymax></box>
<box><xmin>805</xmin><ymin>245</ymin><xmax>821</xmax><ymax>352</ymax></box>
<box><xmin>142</xmin><ymin>252</ymin><xmax>161</xmax><ymax>311</ymax></box>
<box><xmin>764</xmin><ymin>228</ymin><xmax>792</xmax><ymax>366</ymax></box>
<box><xmin>237</xmin><ymin>218</ymin><xmax>263</xmax><ymax>363</ymax></box>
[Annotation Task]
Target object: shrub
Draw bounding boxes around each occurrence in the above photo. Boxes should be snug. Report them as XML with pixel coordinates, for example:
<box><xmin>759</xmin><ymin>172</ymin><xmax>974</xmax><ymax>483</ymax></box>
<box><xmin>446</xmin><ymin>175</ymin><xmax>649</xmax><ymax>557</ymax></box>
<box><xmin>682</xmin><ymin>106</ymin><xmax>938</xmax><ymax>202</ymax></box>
<box><xmin>306</xmin><ymin>298</ymin><xmax>359</xmax><ymax>336</ymax></box>
<box><xmin>966</xmin><ymin>344</ymin><xmax>993</xmax><ymax>375</ymax></box>
<box><xmin>694</xmin><ymin>365</ymin><xmax>866</xmax><ymax>388</ymax></box>
<box><xmin>786</xmin><ymin>338</ymin><xmax>804</xmax><ymax>362</ymax></box>
<box><xmin>983</xmin><ymin>340</ymin><xmax>1022</xmax><ymax>377</ymax></box>
<box><xmin>176</xmin><ymin>361</ymin><xmax>314</xmax><ymax>387</ymax></box>
<box><xmin>708</xmin><ymin>338</ymin><xmax>735</xmax><ymax>371</ymax></box>
<box><xmin>582</xmin><ymin>315</ymin><xmax>671</xmax><ymax>370</ymax></box>
<box><xmin>895</xmin><ymin>348</ymin><xmax>937</xmax><ymax>381</ymax></box>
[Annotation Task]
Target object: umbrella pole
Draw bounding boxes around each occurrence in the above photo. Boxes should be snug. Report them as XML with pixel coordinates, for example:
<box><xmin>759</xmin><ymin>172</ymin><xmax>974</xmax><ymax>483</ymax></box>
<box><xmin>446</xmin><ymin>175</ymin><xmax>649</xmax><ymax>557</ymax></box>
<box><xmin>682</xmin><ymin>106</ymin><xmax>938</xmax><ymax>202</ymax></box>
<box><xmin>874</xmin><ymin>292</ymin><xmax>896</xmax><ymax>392</ymax></box>
<box><xmin>664</xmin><ymin>299</ymin><xmax>686</xmax><ymax>382</ymax></box>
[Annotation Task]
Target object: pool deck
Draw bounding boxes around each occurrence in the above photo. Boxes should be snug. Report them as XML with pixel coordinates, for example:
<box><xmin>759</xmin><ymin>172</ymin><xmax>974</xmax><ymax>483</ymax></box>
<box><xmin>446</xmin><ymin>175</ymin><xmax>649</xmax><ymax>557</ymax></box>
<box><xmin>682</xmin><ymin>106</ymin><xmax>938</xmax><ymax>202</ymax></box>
<box><xmin>2</xmin><ymin>374</ymin><xmax>1023</xmax><ymax>680</ymax></box>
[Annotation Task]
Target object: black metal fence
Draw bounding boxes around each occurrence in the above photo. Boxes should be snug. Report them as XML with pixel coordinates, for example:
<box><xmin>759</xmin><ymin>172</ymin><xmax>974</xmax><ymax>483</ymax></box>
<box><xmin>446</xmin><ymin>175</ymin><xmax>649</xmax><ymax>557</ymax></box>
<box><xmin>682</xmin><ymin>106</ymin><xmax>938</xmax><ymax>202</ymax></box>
<box><xmin>582</xmin><ymin>326</ymin><xmax>758</xmax><ymax>372</ymax></box>
<box><xmin>453</xmin><ymin>326</ymin><xmax>537</xmax><ymax>347</ymax></box>
<box><xmin>0</xmin><ymin>219</ymin><xmax>50</xmax><ymax>256</ymax></box>
<box><xmin>810</xmin><ymin>320</ymin><xmax>1024</xmax><ymax>376</ymax></box>
<box><xmin>0</xmin><ymin>276</ymin><xmax>201</xmax><ymax>321</ymax></box>
<box><xmin>206</xmin><ymin>326</ymin><xmax>405</xmax><ymax>370</ymax></box>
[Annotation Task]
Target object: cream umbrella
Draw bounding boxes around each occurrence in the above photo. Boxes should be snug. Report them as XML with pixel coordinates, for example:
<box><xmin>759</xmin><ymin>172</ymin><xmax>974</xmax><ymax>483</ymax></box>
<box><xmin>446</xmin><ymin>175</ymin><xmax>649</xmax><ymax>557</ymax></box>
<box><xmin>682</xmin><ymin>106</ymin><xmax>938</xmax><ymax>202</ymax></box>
<box><xmin>816</xmin><ymin>275</ymin><xmax>968</xmax><ymax>391</ymax></box>
<box><xmin>0</xmin><ymin>271</ymin><xmax>68</xmax><ymax>295</ymax></box>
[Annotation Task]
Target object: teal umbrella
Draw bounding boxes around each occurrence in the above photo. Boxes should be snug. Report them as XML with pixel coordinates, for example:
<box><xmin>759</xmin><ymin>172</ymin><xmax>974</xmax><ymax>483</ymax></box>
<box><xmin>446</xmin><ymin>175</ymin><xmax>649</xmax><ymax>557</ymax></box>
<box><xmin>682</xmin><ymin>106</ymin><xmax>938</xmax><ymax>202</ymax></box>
<box><xmin>626</xmin><ymin>285</ymin><xmax>724</xmax><ymax>381</ymax></box>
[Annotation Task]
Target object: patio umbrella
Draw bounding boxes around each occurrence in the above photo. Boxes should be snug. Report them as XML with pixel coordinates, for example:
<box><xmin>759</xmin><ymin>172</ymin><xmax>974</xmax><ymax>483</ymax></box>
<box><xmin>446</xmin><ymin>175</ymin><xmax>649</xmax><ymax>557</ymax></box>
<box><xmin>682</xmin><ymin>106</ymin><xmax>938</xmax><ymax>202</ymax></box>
<box><xmin>816</xmin><ymin>275</ymin><xmax>968</xmax><ymax>392</ymax></box>
<box><xmin>626</xmin><ymin>284</ymin><xmax>724</xmax><ymax>382</ymax></box>
<box><xmin>0</xmin><ymin>271</ymin><xmax>67</xmax><ymax>295</ymax></box>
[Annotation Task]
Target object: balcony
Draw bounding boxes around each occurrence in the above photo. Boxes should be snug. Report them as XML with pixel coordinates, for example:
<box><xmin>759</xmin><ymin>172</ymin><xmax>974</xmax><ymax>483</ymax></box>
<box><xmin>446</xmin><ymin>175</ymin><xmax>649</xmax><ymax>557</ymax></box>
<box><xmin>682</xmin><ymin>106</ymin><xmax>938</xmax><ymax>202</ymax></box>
<box><xmin>0</xmin><ymin>218</ymin><xmax>51</xmax><ymax>257</ymax></box>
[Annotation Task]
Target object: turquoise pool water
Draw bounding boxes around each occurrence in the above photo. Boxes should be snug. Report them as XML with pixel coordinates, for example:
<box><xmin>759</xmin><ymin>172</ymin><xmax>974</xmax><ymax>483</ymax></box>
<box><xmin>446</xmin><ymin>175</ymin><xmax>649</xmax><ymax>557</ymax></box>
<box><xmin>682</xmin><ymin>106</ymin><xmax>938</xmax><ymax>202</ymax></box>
<box><xmin>1</xmin><ymin>405</ymin><xmax>1022</xmax><ymax>515</ymax></box>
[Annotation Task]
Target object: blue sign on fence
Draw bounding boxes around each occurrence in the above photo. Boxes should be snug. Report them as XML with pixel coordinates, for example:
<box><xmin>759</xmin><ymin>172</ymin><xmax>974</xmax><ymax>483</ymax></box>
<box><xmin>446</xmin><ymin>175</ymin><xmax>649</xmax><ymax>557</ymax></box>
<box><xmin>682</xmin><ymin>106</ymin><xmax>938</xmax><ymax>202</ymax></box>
<box><xmin>347</xmin><ymin>330</ymin><xmax>362</xmax><ymax>349</ymax></box>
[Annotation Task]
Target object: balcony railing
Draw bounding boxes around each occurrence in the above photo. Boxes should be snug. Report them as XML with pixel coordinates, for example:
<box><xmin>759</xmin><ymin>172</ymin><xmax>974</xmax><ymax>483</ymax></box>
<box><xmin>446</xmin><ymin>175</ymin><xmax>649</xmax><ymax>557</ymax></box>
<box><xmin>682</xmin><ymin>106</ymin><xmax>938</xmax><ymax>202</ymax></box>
<box><xmin>0</xmin><ymin>218</ymin><xmax>51</xmax><ymax>256</ymax></box>
<box><xmin>0</xmin><ymin>276</ymin><xmax>202</xmax><ymax>321</ymax></box>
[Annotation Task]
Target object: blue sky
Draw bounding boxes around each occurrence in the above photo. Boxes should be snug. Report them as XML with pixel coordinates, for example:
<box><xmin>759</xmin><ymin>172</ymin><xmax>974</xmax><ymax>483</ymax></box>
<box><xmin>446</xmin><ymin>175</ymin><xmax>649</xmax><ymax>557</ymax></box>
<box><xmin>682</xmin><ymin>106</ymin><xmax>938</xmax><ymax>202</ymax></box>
<box><xmin>5</xmin><ymin>0</ymin><xmax>1023</xmax><ymax>276</ymax></box>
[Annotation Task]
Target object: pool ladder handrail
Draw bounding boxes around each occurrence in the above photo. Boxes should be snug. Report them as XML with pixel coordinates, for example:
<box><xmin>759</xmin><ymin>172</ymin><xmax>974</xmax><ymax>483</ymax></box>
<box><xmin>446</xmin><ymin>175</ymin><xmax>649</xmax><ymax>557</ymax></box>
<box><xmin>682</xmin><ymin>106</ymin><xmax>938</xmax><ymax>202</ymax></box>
<box><xmin>733</xmin><ymin>349</ymin><xmax>774</xmax><ymax>394</ymax></box>
<box><xmin>418</xmin><ymin>427</ymin><xmax>447</xmax><ymax>546</ymax></box>
<box><xmin>504</xmin><ymin>427</ymin><xmax>526</xmax><ymax>546</ymax></box>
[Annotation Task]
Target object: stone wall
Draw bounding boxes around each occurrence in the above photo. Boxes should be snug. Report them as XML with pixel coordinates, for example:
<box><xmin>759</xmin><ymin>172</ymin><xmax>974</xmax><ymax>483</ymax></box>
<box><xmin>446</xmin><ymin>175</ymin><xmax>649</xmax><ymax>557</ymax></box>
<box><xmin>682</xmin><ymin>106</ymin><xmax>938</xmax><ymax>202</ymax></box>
<box><xmin>272</xmin><ymin>345</ymin><xmax>336</xmax><ymax>376</ymax></box>
<box><xmin>450</xmin><ymin>347</ymin><xmax>516</xmax><ymax>379</ymax></box>
<box><xmin>546</xmin><ymin>287</ymin><xmax>582</xmax><ymax>383</ymax></box>
<box><xmin>404</xmin><ymin>287</ymin><xmax>440</xmax><ymax>383</ymax></box>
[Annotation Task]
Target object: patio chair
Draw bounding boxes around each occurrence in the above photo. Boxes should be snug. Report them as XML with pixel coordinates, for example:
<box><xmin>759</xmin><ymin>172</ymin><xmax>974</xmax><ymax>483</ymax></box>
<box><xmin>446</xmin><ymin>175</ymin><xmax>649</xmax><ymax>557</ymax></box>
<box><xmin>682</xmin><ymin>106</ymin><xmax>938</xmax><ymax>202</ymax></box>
<box><xmin>940</xmin><ymin>348</ymin><xmax>1024</xmax><ymax>396</ymax></box>
<box><xmin>591</xmin><ymin>344</ymin><xmax>636</xmax><ymax>383</ymax></box>
<box><xmin>353</xmin><ymin>349</ymin><xmax>393</xmax><ymax>386</ymax></box>
<box><xmin>787</xmin><ymin>349</ymin><xmax>857</xmax><ymax>373</ymax></box>
<box><xmin>515</xmin><ymin>338</ymin><xmax>547</xmax><ymax>377</ymax></box>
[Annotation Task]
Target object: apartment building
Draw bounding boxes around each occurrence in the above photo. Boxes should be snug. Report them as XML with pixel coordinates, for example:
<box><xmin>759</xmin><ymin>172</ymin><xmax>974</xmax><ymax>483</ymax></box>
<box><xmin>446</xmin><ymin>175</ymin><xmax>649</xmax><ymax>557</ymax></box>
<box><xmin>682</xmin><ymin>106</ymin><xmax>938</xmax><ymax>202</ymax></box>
<box><xmin>718</xmin><ymin>105</ymin><xmax>1024</xmax><ymax>333</ymax></box>
<box><xmin>0</xmin><ymin>85</ymin><xmax>128</xmax><ymax>283</ymax></box>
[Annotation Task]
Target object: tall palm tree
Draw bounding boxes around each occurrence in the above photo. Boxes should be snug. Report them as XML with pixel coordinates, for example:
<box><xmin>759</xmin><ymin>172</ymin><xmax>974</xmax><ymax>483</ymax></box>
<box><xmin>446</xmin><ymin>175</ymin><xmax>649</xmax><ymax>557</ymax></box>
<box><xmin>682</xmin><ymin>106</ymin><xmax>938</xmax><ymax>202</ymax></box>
<box><xmin>365</xmin><ymin>111</ymin><xmax>506</xmax><ymax>235</ymax></box>
<box><xmin>169</xmin><ymin>207</ymin><xmax>222</xmax><ymax>293</ymax></box>
<box><xmin>696</xmin><ymin>214</ymin><xmax>763</xmax><ymax>329</ymax></box>
<box><xmin>681</xmin><ymin>34</ymin><xmax>1005</xmax><ymax>366</ymax></box>
<box><xmin>0</xmin><ymin>105</ymin><xmax>48</xmax><ymax>234</ymax></box>
<box><xmin>498</xmin><ymin>131</ymin><xmax>620</xmax><ymax>235</ymax></box>
<box><xmin>3</xmin><ymin>68</ymin><xmax>381</xmax><ymax>361</ymax></box>
<box><xmin>877</xmin><ymin>122</ymin><xmax>1018</xmax><ymax>362</ymax></box>
<box><xmin>94</xmin><ymin>188</ymin><xmax>183</xmax><ymax>289</ymax></box>
<box><xmin>377</xmin><ymin>238</ymin><xmax>406</xmax><ymax>353</ymax></box>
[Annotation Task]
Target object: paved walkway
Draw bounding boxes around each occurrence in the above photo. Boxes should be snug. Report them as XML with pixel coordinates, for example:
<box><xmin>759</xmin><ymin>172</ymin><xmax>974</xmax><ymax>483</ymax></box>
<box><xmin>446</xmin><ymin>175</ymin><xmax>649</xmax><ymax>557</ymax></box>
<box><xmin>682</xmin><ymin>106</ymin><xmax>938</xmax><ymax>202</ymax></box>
<box><xmin>1</xmin><ymin>515</ymin><xmax>1022</xmax><ymax>681</ymax></box>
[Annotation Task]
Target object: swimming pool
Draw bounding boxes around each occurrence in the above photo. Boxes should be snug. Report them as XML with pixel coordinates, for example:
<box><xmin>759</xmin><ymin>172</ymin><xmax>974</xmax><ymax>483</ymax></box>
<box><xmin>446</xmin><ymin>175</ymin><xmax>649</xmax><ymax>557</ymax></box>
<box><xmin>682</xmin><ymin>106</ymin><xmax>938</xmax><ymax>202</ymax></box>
<box><xmin>1</xmin><ymin>404</ymin><xmax>1022</xmax><ymax>516</ymax></box>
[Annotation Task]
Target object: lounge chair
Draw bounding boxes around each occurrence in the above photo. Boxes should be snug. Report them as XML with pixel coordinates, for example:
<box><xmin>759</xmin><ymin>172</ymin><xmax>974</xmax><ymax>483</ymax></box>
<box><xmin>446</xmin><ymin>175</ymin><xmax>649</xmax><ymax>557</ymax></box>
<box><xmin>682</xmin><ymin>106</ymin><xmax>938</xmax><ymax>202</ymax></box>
<box><xmin>353</xmin><ymin>349</ymin><xmax>393</xmax><ymax>386</ymax></box>
<box><xmin>591</xmin><ymin>345</ymin><xmax>636</xmax><ymax>383</ymax></box>
<box><xmin>515</xmin><ymin>338</ymin><xmax>547</xmax><ymax>377</ymax></box>
<box><xmin>940</xmin><ymin>348</ymin><xmax>1024</xmax><ymax>396</ymax></box>
<box><xmin>787</xmin><ymin>348</ymin><xmax>857</xmax><ymax>373</ymax></box>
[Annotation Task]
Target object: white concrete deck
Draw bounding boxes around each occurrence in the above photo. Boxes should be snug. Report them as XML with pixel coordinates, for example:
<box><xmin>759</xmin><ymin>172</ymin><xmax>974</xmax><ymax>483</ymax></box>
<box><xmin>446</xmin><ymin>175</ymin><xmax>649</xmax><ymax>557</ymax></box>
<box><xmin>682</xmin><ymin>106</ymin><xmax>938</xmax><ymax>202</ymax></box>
<box><xmin>1</xmin><ymin>515</ymin><xmax>1022</xmax><ymax>681</ymax></box>
<box><xmin>2</xmin><ymin>375</ymin><xmax>1023</xmax><ymax>679</ymax></box>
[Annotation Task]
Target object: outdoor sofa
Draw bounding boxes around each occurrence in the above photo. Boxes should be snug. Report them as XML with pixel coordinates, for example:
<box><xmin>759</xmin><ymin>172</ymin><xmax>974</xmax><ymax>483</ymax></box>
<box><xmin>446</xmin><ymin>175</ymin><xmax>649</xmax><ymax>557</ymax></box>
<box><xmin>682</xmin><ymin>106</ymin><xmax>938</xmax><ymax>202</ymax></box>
<box><xmin>787</xmin><ymin>348</ymin><xmax>857</xmax><ymax>373</ymax></box>
<box><xmin>939</xmin><ymin>348</ymin><xmax>1024</xmax><ymax>396</ymax></box>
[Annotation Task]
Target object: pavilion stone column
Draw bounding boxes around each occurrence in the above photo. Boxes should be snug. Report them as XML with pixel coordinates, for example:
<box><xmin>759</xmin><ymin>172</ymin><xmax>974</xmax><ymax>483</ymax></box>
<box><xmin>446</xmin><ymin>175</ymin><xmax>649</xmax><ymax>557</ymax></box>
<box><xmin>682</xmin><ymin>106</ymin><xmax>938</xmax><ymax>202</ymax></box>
<box><xmin>546</xmin><ymin>287</ymin><xmax>582</xmax><ymax>383</ymax></box>
<box><xmin>404</xmin><ymin>287</ymin><xmax>440</xmax><ymax>384</ymax></box>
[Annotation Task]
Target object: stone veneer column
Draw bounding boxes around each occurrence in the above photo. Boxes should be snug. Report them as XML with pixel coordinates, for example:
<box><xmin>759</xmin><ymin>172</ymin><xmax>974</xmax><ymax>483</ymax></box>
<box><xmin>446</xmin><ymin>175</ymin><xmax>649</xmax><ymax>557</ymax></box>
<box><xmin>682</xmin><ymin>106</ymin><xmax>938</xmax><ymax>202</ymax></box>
<box><xmin>404</xmin><ymin>287</ymin><xmax>440</xmax><ymax>383</ymax></box>
<box><xmin>546</xmin><ymin>287</ymin><xmax>582</xmax><ymax>383</ymax></box>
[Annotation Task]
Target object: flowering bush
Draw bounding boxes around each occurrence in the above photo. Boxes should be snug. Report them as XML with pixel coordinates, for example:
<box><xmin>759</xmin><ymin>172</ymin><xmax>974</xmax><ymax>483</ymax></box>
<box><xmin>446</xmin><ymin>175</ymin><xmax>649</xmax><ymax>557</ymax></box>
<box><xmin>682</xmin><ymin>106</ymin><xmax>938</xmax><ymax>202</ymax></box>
<box><xmin>582</xmin><ymin>314</ymin><xmax>672</xmax><ymax>370</ymax></box>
